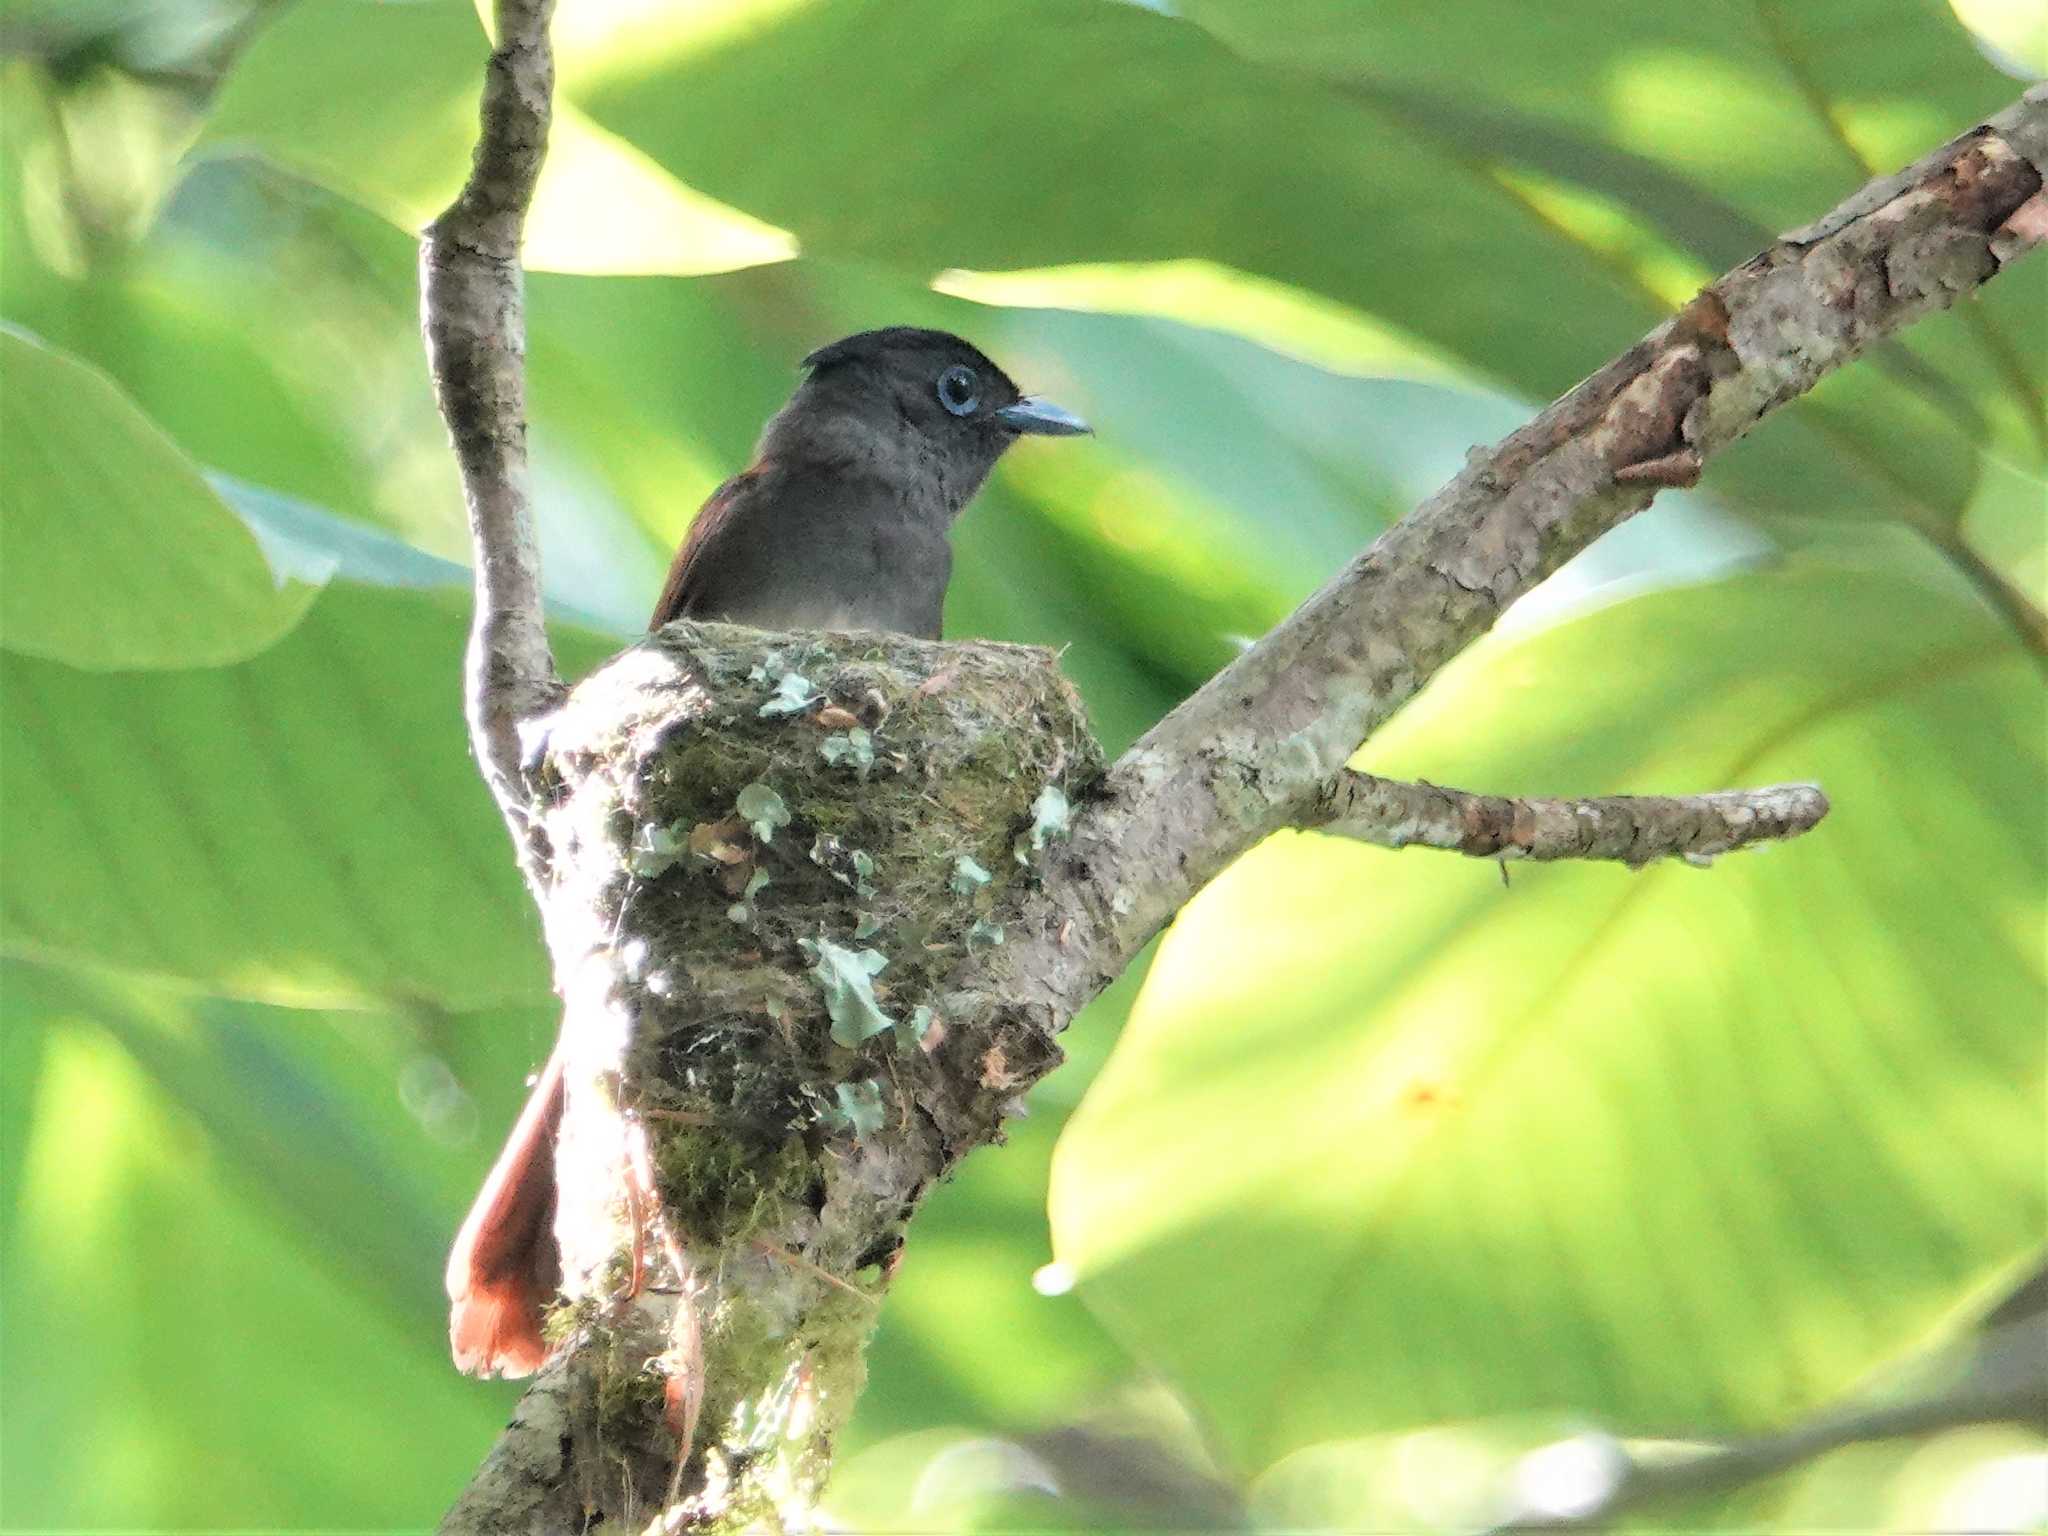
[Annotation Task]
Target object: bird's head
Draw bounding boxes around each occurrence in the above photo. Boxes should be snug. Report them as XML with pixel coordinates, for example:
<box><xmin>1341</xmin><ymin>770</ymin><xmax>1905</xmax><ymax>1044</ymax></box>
<box><xmin>768</xmin><ymin>327</ymin><xmax>1090</xmax><ymax>516</ymax></box>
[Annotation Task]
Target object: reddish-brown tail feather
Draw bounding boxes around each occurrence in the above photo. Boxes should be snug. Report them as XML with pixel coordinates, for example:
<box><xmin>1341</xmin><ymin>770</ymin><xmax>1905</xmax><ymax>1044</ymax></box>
<box><xmin>446</xmin><ymin>1040</ymin><xmax>566</xmax><ymax>1378</ymax></box>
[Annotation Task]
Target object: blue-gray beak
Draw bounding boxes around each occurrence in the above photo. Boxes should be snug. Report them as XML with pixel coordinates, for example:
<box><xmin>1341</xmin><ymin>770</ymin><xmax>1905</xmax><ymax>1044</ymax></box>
<box><xmin>996</xmin><ymin>395</ymin><xmax>1091</xmax><ymax>437</ymax></box>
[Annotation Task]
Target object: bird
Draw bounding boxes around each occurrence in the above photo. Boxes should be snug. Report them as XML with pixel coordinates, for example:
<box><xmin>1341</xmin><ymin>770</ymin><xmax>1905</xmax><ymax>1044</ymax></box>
<box><xmin>445</xmin><ymin>327</ymin><xmax>1090</xmax><ymax>1378</ymax></box>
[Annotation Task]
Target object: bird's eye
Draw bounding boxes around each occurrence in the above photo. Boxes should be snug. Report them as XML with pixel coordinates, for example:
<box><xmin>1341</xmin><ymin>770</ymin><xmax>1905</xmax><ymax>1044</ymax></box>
<box><xmin>936</xmin><ymin>365</ymin><xmax>980</xmax><ymax>417</ymax></box>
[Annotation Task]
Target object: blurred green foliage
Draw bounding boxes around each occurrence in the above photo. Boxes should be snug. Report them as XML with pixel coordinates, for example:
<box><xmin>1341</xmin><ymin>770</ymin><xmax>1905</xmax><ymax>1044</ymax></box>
<box><xmin>0</xmin><ymin>0</ymin><xmax>2041</xmax><ymax>1530</ymax></box>
<box><xmin>1056</xmin><ymin>546</ymin><xmax>2044</xmax><ymax>1462</ymax></box>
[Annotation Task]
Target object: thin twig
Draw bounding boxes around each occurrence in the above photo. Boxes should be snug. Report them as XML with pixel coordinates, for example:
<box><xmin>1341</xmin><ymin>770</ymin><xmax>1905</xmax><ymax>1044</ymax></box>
<box><xmin>1310</xmin><ymin>772</ymin><xmax>1829</xmax><ymax>866</ymax></box>
<box><xmin>1492</xmin><ymin>1316</ymin><xmax>2048</xmax><ymax>1530</ymax></box>
<box><xmin>751</xmin><ymin>1237</ymin><xmax>882</xmax><ymax>1308</ymax></box>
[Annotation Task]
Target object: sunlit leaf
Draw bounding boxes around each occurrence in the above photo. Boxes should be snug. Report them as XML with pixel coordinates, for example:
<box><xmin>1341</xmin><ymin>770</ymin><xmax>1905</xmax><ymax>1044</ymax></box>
<box><xmin>0</xmin><ymin>92</ymin><xmax>440</xmax><ymax>550</ymax></box>
<box><xmin>1051</xmin><ymin>545</ymin><xmax>2045</xmax><ymax>1468</ymax></box>
<box><xmin>1176</xmin><ymin>0</ymin><xmax>2045</xmax><ymax>539</ymax></box>
<box><xmin>570</xmin><ymin>0</ymin><xmax>2041</xmax><ymax>591</ymax></box>
<box><xmin>1179</xmin><ymin>0</ymin><xmax>2012</xmax><ymax>227</ymax></box>
<box><xmin>1246</xmin><ymin>1421</ymin><xmax>2048</xmax><ymax>1533</ymax></box>
<box><xmin>933</xmin><ymin>260</ymin><xmax>1470</xmax><ymax>387</ymax></box>
<box><xmin>574</xmin><ymin>0</ymin><xmax>1662</xmax><ymax>398</ymax></box>
<box><xmin>197</xmin><ymin>0</ymin><xmax>477</xmax><ymax>228</ymax></box>
<box><xmin>1951</xmin><ymin>0</ymin><xmax>2048</xmax><ymax>75</ymax></box>
<box><xmin>0</xmin><ymin>577</ymin><xmax>614</xmax><ymax>1007</ymax></box>
<box><xmin>0</xmin><ymin>326</ymin><xmax>321</xmax><ymax>668</ymax></box>
<box><xmin>7</xmin><ymin>7</ymin><xmax>2042</xmax><ymax>1525</ymax></box>
<box><xmin>0</xmin><ymin>968</ymin><xmax>519</xmax><ymax>1527</ymax></box>
<box><xmin>196</xmin><ymin>0</ymin><xmax>793</xmax><ymax>276</ymax></box>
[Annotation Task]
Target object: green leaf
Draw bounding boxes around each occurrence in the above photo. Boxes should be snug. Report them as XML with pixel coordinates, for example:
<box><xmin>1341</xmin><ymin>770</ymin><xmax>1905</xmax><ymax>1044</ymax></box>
<box><xmin>0</xmin><ymin>156</ymin><xmax>392</xmax><ymax>543</ymax></box>
<box><xmin>1951</xmin><ymin>0</ymin><xmax>2048</xmax><ymax>75</ymax></box>
<box><xmin>0</xmin><ymin>961</ymin><xmax>524</xmax><ymax>1526</ymax></box>
<box><xmin>1169</xmin><ymin>0</ymin><xmax>2044</xmax><ymax>539</ymax></box>
<box><xmin>0</xmin><ymin>578</ymin><xmax>615</xmax><ymax>1007</ymax></box>
<box><xmin>1051</xmin><ymin>546</ymin><xmax>2045</xmax><ymax>1469</ymax></box>
<box><xmin>197</xmin><ymin>0</ymin><xmax>481</xmax><ymax>232</ymax></box>
<box><xmin>805</xmin><ymin>937</ymin><xmax>895</xmax><ymax>1048</ymax></box>
<box><xmin>1181</xmin><ymin>0</ymin><xmax>2014</xmax><ymax>232</ymax></box>
<box><xmin>574</xmin><ymin>0</ymin><xmax>1664</xmax><ymax>398</ymax></box>
<box><xmin>212</xmin><ymin>474</ymin><xmax>472</xmax><ymax>594</ymax></box>
<box><xmin>194</xmin><ymin>0</ymin><xmax>793</xmax><ymax>277</ymax></box>
<box><xmin>570</xmin><ymin>0</ymin><xmax>2040</xmax><ymax>595</ymax></box>
<box><xmin>0</xmin><ymin>327</ymin><xmax>321</xmax><ymax>668</ymax></box>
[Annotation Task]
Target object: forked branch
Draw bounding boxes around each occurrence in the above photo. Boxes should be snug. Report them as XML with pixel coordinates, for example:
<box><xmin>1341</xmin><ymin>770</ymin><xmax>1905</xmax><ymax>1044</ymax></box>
<box><xmin>1022</xmin><ymin>87</ymin><xmax>2047</xmax><ymax>1011</ymax></box>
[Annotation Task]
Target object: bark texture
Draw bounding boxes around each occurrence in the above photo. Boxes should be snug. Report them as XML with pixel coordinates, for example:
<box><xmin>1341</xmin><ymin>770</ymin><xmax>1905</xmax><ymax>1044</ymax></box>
<box><xmin>1312</xmin><ymin>772</ymin><xmax>1830</xmax><ymax>866</ymax></box>
<box><xmin>420</xmin><ymin>0</ymin><xmax>564</xmax><ymax>891</ymax></box>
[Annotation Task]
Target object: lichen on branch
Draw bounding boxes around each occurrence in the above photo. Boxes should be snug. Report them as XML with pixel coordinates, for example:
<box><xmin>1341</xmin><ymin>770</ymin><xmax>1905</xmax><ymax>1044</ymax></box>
<box><xmin>1311</xmin><ymin>771</ymin><xmax>1830</xmax><ymax>866</ymax></box>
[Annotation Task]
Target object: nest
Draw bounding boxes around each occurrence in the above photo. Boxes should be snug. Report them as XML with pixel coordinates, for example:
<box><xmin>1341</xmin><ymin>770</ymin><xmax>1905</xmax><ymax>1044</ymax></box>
<box><xmin>535</xmin><ymin>615</ymin><xmax>1100</xmax><ymax>1253</ymax></box>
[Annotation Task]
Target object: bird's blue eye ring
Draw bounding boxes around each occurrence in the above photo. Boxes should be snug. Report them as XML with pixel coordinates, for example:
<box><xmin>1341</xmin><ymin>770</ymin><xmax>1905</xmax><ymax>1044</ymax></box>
<box><xmin>936</xmin><ymin>365</ymin><xmax>980</xmax><ymax>417</ymax></box>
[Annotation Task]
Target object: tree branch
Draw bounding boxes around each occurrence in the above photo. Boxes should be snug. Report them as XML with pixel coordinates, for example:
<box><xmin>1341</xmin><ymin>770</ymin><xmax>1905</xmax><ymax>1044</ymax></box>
<box><xmin>421</xmin><ymin>0</ymin><xmax>564</xmax><ymax>885</ymax></box>
<box><xmin>1309</xmin><ymin>772</ymin><xmax>1829</xmax><ymax>865</ymax></box>
<box><xmin>437</xmin><ymin>1358</ymin><xmax>583</xmax><ymax>1536</ymax></box>
<box><xmin>1493</xmin><ymin>1313</ymin><xmax>2048</xmax><ymax>1530</ymax></box>
<box><xmin>1018</xmin><ymin>86</ymin><xmax>2047</xmax><ymax>1021</ymax></box>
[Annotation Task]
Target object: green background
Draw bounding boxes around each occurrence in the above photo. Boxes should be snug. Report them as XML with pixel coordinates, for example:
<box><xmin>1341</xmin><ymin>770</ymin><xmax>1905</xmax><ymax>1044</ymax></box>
<box><xmin>0</xmin><ymin>0</ymin><xmax>2041</xmax><ymax>1528</ymax></box>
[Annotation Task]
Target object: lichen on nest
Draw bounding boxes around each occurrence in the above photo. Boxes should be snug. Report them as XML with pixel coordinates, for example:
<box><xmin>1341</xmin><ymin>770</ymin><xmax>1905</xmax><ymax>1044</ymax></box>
<box><xmin>534</xmin><ymin>620</ymin><xmax>1102</xmax><ymax>1260</ymax></box>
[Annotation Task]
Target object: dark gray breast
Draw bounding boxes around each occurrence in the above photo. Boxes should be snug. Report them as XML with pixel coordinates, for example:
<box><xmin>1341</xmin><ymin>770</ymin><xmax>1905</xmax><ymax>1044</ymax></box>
<box><xmin>651</xmin><ymin>458</ymin><xmax>954</xmax><ymax>640</ymax></box>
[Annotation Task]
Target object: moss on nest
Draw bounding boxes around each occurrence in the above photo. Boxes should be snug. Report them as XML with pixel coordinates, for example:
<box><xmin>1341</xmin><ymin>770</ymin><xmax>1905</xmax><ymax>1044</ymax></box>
<box><xmin>539</xmin><ymin>621</ymin><xmax>1101</xmax><ymax>1260</ymax></box>
<box><xmin>652</xmin><ymin>1125</ymin><xmax>814</xmax><ymax>1246</ymax></box>
<box><xmin>593</xmin><ymin>1337</ymin><xmax>669</xmax><ymax>1446</ymax></box>
<box><xmin>524</xmin><ymin>622</ymin><xmax>1111</xmax><ymax>1522</ymax></box>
